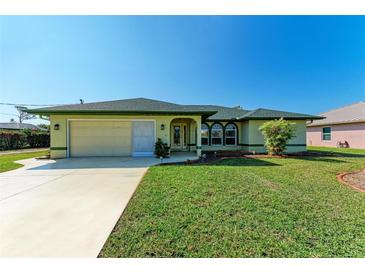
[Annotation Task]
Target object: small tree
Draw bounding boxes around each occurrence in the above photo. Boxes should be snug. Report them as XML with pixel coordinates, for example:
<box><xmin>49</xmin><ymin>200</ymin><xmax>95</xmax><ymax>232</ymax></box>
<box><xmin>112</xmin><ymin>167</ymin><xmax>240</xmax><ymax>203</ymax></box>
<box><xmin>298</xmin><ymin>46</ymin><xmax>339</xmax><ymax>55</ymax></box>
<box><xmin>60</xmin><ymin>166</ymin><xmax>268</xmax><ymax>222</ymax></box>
<box><xmin>259</xmin><ymin>118</ymin><xmax>296</xmax><ymax>155</ymax></box>
<box><xmin>154</xmin><ymin>138</ymin><xmax>170</xmax><ymax>158</ymax></box>
<box><xmin>15</xmin><ymin>106</ymin><xmax>35</xmax><ymax>123</ymax></box>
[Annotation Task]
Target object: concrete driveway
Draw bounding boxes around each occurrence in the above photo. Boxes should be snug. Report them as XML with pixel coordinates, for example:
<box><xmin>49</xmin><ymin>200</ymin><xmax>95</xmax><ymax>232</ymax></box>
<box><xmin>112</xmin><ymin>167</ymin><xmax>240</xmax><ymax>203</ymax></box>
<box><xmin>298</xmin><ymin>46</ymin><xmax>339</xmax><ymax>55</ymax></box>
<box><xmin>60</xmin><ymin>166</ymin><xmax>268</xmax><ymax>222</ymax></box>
<box><xmin>0</xmin><ymin>157</ymin><xmax>164</xmax><ymax>257</ymax></box>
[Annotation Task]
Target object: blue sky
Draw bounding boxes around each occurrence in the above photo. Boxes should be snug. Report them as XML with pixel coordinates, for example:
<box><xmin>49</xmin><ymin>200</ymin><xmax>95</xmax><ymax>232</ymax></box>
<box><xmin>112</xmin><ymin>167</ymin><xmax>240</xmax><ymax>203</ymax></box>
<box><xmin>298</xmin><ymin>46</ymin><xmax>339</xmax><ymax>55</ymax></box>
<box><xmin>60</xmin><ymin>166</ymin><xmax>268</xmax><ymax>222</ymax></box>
<box><xmin>0</xmin><ymin>16</ymin><xmax>364</xmax><ymax>124</ymax></box>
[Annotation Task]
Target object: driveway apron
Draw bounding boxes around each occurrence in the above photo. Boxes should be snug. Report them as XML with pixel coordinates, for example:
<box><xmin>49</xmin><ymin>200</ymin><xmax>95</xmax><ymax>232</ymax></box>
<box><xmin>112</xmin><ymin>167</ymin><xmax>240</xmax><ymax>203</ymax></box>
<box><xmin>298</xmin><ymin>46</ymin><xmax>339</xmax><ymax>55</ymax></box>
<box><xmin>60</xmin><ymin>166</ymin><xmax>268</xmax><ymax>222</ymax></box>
<box><xmin>0</xmin><ymin>157</ymin><xmax>153</xmax><ymax>257</ymax></box>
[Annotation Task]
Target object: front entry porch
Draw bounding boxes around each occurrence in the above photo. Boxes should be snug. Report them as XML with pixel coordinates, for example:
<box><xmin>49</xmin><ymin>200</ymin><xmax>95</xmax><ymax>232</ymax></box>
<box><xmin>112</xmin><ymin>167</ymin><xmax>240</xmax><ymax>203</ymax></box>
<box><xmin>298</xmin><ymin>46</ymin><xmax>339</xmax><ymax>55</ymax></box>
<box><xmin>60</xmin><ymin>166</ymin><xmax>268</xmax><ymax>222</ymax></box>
<box><xmin>170</xmin><ymin>118</ymin><xmax>200</xmax><ymax>155</ymax></box>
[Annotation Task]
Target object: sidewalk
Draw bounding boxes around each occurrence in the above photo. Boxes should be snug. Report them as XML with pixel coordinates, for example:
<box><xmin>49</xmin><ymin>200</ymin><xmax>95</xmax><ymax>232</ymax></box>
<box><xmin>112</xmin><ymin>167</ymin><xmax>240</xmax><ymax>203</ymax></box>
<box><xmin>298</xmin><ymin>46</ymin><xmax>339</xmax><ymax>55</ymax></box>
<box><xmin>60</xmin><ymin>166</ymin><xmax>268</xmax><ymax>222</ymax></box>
<box><xmin>0</xmin><ymin>148</ymin><xmax>49</xmax><ymax>155</ymax></box>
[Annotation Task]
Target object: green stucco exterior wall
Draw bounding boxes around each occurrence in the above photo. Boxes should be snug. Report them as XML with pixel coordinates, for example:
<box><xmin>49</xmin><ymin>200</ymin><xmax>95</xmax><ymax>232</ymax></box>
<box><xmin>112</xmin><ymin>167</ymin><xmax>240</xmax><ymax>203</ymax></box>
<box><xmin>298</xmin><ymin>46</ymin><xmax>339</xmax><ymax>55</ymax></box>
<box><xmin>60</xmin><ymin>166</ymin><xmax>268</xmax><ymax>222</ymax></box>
<box><xmin>49</xmin><ymin>114</ymin><xmax>201</xmax><ymax>158</ymax></box>
<box><xmin>245</xmin><ymin>119</ymin><xmax>307</xmax><ymax>153</ymax></box>
<box><xmin>48</xmin><ymin>114</ymin><xmax>307</xmax><ymax>158</ymax></box>
<box><xmin>201</xmin><ymin>119</ymin><xmax>307</xmax><ymax>153</ymax></box>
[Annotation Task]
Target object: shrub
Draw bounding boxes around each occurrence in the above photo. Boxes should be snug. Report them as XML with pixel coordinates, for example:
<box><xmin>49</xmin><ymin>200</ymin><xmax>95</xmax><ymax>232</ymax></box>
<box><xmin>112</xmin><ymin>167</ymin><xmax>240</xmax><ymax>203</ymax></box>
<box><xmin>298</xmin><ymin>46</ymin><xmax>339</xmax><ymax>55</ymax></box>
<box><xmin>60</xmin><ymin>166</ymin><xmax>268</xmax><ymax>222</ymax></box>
<box><xmin>154</xmin><ymin>138</ymin><xmax>170</xmax><ymax>158</ymax></box>
<box><xmin>25</xmin><ymin>132</ymin><xmax>50</xmax><ymax>148</ymax></box>
<box><xmin>22</xmin><ymin>129</ymin><xmax>50</xmax><ymax>148</ymax></box>
<box><xmin>0</xmin><ymin>130</ymin><xmax>50</xmax><ymax>150</ymax></box>
<box><xmin>0</xmin><ymin>132</ymin><xmax>27</xmax><ymax>150</ymax></box>
<box><xmin>259</xmin><ymin>118</ymin><xmax>296</xmax><ymax>155</ymax></box>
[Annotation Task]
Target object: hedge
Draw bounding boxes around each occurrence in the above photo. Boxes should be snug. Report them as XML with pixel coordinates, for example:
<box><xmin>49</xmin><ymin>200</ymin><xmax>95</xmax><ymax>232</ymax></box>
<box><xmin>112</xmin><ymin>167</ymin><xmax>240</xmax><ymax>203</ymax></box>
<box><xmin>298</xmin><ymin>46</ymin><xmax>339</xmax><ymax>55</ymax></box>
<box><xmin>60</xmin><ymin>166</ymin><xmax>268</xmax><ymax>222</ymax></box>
<box><xmin>0</xmin><ymin>131</ymin><xmax>50</xmax><ymax>151</ymax></box>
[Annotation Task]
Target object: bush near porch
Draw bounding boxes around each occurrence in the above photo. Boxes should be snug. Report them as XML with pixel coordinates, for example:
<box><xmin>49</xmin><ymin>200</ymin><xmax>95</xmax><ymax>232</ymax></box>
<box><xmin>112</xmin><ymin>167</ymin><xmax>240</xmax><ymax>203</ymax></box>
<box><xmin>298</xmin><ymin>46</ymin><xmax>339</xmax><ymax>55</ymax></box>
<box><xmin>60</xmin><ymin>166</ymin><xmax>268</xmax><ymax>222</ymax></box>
<box><xmin>100</xmin><ymin>149</ymin><xmax>365</xmax><ymax>258</ymax></box>
<box><xmin>259</xmin><ymin>118</ymin><xmax>296</xmax><ymax>155</ymax></box>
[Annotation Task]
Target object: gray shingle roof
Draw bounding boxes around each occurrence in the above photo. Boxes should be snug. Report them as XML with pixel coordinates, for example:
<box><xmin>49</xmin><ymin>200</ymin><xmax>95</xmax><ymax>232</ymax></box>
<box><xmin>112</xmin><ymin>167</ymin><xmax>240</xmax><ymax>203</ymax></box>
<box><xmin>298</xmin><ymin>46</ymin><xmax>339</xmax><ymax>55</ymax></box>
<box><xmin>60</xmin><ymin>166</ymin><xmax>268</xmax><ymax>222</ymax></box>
<box><xmin>181</xmin><ymin>105</ymin><xmax>250</xmax><ymax>120</ymax></box>
<box><xmin>27</xmin><ymin>98</ymin><xmax>217</xmax><ymax>115</ymax></box>
<box><xmin>307</xmin><ymin>102</ymin><xmax>365</xmax><ymax>126</ymax></box>
<box><xmin>0</xmin><ymin>122</ymin><xmax>43</xmax><ymax>130</ymax></box>
<box><xmin>27</xmin><ymin>97</ymin><xmax>321</xmax><ymax>121</ymax></box>
<box><xmin>238</xmin><ymin>108</ymin><xmax>323</xmax><ymax>120</ymax></box>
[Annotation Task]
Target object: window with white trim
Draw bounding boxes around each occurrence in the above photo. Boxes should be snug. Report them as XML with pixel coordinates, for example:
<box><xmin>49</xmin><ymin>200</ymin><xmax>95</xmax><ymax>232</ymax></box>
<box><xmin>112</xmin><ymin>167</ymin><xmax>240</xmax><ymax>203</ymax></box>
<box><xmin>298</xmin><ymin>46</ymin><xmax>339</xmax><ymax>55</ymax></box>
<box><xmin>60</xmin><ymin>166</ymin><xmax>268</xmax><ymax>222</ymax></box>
<box><xmin>225</xmin><ymin>123</ymin><xmax>237</xmax><ymax>145</ymax></box>
<box><xmin>322</xmin><ymin>127</ymin><xmax>331</xmax><ymax>141</ymax></box>
<box><xmin>201</xmin><ymin>124</ymin><xmax>209</xmax><ymax>145</ymax></box>
<box><xmin>211</xmin><ymin>124</ymin><xmax>223</xmax><ymax>145</ymax></box>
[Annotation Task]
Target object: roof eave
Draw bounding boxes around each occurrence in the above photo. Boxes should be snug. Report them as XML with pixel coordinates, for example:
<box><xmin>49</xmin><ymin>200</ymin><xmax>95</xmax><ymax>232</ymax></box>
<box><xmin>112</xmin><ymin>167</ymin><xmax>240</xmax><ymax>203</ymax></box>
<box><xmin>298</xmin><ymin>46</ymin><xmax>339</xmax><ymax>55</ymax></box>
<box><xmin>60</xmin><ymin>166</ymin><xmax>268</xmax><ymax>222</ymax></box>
<box><xmin>237</xmin><ymin>116</ymin><xmax>324</xmax><ymax>121</ymax></box>
<box><xmin>307</xmin><ymin>119</ymin><xmax>365</xmax><ymax>127</ymax></box>
<box><xmin>26</xmin><ymin>109</ymin><xmax>218</xmax><ymax>116</ymax></box>
<box><xmin>205</xmin><ymin>117</ymin><xmax>239</xmax><ymax>121</ymax></box>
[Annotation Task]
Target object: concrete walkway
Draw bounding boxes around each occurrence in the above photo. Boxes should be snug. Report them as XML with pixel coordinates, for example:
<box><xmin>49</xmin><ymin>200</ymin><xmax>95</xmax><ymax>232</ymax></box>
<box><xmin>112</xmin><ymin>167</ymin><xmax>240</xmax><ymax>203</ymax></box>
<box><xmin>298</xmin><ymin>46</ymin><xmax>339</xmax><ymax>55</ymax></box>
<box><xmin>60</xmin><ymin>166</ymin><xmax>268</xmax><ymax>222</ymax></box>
<box><xmin>0</xmin><ymin>148</ymin><xmax>48</xmax><ymax>155</ymax></box>
<box><xmin>0</xmin><ymin>154</ymin><xmax>197</xmax><ymax>257</ymax></box>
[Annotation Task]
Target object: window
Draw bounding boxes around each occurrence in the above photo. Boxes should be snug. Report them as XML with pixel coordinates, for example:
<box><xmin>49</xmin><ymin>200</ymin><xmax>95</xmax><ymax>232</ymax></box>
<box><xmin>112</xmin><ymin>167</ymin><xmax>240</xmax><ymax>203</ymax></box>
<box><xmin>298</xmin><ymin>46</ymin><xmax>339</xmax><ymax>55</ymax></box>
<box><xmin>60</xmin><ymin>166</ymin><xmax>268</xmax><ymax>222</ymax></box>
<box><xmin>173</xmin><ymin>125</ymin><xmax>181</xmax><ymax>146</ymax></box>
<box><xmin>201</xmin><ymin>124</ymin><xmax>209</xmax><ymax>145</ymax></box>
<box><xmin>225</xmin><ymin>123</ymin><xmax>237</xmax><ymax>145</ymax></box>
<box><xmin>211</xmin><ymin>123</ymin><xmax>223</xmax><ymax>145</ymax></box>
<box><xmin>322</xmin><ymin>127</ymin><xmax>331</xmax><ymax>141</ymax></box>
<box><xmin>184</xmin><ymin>125</ymin><xmax>187</xmax><ymax>146</ymax></box>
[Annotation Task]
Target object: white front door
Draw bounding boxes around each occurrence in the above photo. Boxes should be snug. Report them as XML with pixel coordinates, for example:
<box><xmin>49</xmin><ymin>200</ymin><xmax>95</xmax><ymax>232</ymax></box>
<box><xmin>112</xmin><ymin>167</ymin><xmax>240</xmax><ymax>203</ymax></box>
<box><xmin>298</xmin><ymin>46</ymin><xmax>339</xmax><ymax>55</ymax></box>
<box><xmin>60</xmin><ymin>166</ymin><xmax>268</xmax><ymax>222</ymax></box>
<box><xmin>171</xmin><ymin>123</ymin><xmax>188</xmax><ymax>151</ymax></box>
<box><xmin>132</xmin><ymin>121</ymin><xmax>155</xmax><ymax>156</ymax></box>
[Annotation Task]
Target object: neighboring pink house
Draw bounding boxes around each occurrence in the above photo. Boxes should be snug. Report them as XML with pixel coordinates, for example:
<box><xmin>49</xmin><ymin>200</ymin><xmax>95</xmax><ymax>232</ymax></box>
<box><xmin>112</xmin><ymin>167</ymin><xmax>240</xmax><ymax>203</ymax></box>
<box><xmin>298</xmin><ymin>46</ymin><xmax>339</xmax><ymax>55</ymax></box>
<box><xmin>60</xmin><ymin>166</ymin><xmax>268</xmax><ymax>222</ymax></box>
<box><xmin>307</xmin><ymin>102</ymin><xmax>365</xmax><ymax>149</ymax></box>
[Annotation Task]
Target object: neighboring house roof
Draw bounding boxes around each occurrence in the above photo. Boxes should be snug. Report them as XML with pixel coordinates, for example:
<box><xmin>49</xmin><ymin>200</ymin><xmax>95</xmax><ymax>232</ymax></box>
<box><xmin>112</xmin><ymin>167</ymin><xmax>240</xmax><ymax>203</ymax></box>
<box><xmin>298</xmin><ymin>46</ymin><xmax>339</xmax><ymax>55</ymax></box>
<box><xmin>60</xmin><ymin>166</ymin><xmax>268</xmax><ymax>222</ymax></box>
<box><xmin>307</xmin><ymin>102</ymin><xmax>365</xmax><ymax>127</ymax></box>
<box><xmin>27</xmin><ymin>97</ymin><xmax>322</xmax><ymax>121</ymax></box>
<box><xmin>0</xmin><ymin>122</ymin><xmax>43</xmax><ymax>130</ymax></box>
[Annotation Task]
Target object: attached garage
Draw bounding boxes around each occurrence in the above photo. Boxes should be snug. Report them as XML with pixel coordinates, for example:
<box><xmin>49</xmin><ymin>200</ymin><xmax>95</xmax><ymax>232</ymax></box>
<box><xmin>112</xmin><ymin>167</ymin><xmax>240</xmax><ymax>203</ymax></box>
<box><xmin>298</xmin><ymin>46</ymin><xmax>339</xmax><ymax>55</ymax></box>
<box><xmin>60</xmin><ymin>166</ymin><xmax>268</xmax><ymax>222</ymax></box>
<box><xmin>69</xmin><ymin>120</ymin><xmax>155</xmax><ymax>157</ymax></box>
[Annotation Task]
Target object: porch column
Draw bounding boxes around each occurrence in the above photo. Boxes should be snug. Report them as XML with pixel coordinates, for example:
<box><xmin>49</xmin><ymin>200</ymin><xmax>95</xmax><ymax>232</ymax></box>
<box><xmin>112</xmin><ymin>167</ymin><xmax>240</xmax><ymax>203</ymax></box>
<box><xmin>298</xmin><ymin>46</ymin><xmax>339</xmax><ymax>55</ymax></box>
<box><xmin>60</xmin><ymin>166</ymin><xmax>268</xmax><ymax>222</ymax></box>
<box><xmin>195</xmin><ymin>118</ymin><xmax>202</xmax><ymax>157</ymax></box>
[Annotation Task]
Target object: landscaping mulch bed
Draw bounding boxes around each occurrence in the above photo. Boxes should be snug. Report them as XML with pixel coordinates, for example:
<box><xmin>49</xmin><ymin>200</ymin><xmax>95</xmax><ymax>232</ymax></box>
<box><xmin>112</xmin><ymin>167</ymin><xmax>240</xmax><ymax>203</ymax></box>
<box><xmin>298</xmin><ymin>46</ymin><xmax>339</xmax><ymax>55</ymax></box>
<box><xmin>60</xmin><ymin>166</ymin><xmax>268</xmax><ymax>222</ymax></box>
<box><xmin>160</xmin><ymin>154</ymin><xmax>293</xmax><ymax>166</ymax></box>
<box><xmin>160</xmin><ymin>149</ymin><xmax>364</xmax><ymax>166</ymax></box>
<box><xmin>338</xmin><ymin>169</ymin><xmax>365</xmax><ymax>192</ymax></box>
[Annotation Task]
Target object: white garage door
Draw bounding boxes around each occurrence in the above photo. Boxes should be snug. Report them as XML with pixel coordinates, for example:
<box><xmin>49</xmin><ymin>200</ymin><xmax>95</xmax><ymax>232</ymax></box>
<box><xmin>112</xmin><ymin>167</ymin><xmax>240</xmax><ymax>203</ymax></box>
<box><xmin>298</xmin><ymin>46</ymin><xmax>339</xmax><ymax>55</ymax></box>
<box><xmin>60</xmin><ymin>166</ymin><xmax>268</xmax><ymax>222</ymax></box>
<box><xmin>132</xmin><ymin>121</ymin><xmax>155</xmax><ymax>156</ymax></box>
<box><xmin>69</xmin><ymin>120</ymin><xmax>132</xmax><ymax>157</ymax></box>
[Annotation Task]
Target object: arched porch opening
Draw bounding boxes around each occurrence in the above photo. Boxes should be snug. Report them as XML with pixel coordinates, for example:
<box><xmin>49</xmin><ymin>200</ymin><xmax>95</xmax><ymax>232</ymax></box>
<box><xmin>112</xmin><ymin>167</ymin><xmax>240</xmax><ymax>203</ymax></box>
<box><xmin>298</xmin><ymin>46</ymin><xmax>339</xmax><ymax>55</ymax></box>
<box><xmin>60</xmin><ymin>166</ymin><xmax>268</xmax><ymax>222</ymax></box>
<box><xmin>169</xmin><ymin>118</ymin><xmax>199</xmax><ymax>154</ymax></box>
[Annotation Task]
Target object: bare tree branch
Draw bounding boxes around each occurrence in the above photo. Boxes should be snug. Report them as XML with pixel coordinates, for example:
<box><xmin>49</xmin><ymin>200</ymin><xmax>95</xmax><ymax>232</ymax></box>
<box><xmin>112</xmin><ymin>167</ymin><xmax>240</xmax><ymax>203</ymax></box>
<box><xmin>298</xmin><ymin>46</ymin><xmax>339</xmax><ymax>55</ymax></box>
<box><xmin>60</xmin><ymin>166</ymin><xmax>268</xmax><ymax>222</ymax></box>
<box><xmin>15</xmin><ymin>106</ymin><xmax>36</xmax><ymax>123</ymax></box>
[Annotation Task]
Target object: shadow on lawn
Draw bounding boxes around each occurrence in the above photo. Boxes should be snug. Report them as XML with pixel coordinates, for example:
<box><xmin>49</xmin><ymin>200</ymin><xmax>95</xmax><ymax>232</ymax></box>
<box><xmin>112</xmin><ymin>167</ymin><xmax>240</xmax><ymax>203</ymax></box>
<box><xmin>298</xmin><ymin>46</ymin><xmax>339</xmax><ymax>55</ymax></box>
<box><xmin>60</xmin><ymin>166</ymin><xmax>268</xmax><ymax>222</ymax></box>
<box><xmin>307</xmin><ymin>150</ymin><xmax>365</xmax><ymax>158</ymax></box>
<box><xmin>204</xmin><ymin>155</ymin><xmax>350</xmax><ymax>166</ymax></box>
<box><xmin>210</xmin><ymin>158</ymin><xmax>280</xmax><ymax>166</ymax></box>
<box><xmin>293</xmin><ymin>157</ymin><xmax>349</xmax><ymax>163</ymax></box>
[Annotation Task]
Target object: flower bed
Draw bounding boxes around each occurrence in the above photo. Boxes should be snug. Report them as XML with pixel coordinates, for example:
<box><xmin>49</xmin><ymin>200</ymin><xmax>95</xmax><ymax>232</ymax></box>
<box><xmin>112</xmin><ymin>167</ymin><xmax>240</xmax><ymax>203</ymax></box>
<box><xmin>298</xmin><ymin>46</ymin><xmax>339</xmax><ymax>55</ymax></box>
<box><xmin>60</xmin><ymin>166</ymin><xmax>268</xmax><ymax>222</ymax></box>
<box><xmin>337</xmin><ymin>169</ymin><xmax>365</xmax><ymax>192</ymax></box>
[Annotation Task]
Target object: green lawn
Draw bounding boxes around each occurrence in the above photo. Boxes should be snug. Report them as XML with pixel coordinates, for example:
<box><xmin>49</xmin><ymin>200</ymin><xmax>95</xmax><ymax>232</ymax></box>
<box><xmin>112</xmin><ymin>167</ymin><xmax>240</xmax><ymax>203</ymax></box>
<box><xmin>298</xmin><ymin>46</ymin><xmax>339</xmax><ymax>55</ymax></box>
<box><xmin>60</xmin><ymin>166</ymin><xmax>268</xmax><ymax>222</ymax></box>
<box><xmin>308</xmin><ymin>146</ymin><xmax>365</xmax><ymax>155</ymax></box>
<box><xmin>100</xmin><ymin>151</ymin><xmax>365</xmax><ymax>258</ymax></box>
<box><xmin>0</xmin><ymin>151</ymin><xmax>49</xmax><ymax>173</ymax></box>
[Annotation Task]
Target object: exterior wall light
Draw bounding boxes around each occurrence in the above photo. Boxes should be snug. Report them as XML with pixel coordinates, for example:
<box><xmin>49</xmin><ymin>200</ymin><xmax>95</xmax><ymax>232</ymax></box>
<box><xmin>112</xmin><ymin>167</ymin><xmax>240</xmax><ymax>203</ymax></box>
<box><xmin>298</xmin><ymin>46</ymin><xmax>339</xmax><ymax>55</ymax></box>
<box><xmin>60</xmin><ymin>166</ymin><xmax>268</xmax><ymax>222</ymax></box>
<box><xmin>160</xmin><ymin>124</ymin><xmax>165</xmax><ymax>130</ymax></box>
<box><xmin>54</xmin><ymin>124</ymin><xmax>60</xmax><ymax>130</ymax></box>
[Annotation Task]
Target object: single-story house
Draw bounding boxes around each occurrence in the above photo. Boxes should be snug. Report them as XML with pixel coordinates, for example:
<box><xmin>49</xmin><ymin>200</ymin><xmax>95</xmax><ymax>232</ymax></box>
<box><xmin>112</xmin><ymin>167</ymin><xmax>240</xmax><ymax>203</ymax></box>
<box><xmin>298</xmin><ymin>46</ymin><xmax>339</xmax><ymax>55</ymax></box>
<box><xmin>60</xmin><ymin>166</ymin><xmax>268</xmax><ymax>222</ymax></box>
<box><xmin>307</xmin><ymin>102</ymin><xmax>365</xmax><ymax>149</ymax></box>
<box><xmin>27</xmin><ymin>98</ymin><xmax>322</xmax><ymax>158</ymax></box>
<box><xmin>0</xmin><ymin>122</ymin><xmax>44</xmax><ymax>131</ymax></box>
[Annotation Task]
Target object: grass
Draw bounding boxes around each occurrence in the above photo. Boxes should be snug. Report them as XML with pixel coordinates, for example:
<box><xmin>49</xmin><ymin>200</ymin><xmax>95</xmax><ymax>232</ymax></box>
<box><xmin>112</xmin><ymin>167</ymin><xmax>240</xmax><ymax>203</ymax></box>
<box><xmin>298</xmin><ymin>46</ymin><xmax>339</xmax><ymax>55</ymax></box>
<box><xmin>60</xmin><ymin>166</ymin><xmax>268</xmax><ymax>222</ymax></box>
<box><xmin>0</xmin><ymin>150</ymin><xmax>48</xmax><ymax>173</ymax></box>
<box><xmin>308</xmin><ymin>146</ymin><xmax>365</xmax><ymax>155</ymax></box>
<box><xmin>100</xmin><ymin>149</ymin><xmax>365</xmax><ymax>258</ymax></box>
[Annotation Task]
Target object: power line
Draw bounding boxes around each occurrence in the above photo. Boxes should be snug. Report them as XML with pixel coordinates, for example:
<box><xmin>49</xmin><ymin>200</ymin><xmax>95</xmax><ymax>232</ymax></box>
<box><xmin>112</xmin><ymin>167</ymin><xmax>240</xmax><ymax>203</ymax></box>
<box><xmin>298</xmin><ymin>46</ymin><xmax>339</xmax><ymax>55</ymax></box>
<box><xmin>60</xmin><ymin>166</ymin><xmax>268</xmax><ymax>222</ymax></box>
<box><xmin>0</xmin><ymin>112</ymin><xmax>18</xmax><ymax>117</ymax></box>
<box><xmin>0</xmin><ymin>102</ymin><xmax>63</xmax><ymax>107</ymax></box>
